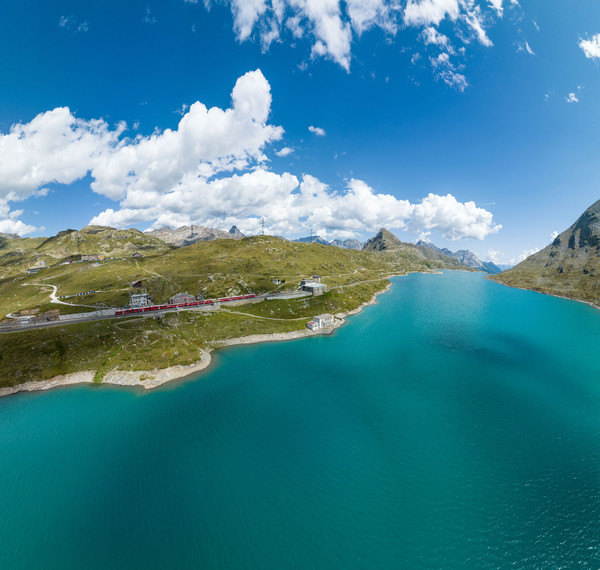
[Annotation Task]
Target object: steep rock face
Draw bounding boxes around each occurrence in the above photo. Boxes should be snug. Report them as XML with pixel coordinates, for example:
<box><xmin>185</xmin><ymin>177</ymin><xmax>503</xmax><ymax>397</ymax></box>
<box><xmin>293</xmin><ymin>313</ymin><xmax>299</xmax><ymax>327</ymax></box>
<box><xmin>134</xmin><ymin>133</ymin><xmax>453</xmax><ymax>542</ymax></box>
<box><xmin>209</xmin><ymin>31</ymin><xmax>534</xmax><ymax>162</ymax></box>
<box><xmin>362</xmin><ymin>228</ymin><xmax>404</xmax><ymax>252</ymax></box>
<box><xmin>148</xmin><ymin>225</ymin><xmax>240</xmax><ymax>246</ymax></box>
<box><xmin>416</xmin><ymin>240</ymin><xmax>501</xmax><ymax>274</ymax></box>
<box><xmin>493</xmin><ymin>199</ymin><xmax>600</xmax><ymax>305</ymax></box>
<box><xmin>228</xmin><ymin>225</ymin><xmax>245</xmax><ymax>238</ymax></box>
<box><xmin>0</xmin><ymin>232</ymin><xmax>20</xmax><ymax>240</ymax></box>
<box><xmin>361</xmin><ymin>228</ymin><xmax>472</xmax><ymax>269</ymax></box>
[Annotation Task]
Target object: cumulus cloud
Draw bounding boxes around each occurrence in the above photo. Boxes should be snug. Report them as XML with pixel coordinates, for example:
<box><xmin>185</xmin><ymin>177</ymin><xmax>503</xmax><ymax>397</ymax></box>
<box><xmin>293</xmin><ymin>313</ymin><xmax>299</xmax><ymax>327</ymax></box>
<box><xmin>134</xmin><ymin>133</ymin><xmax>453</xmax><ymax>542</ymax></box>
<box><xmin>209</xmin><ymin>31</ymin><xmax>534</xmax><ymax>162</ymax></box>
<box><xmin>550</xmin><ymin>230</ymin><xmax>559</xmax><ymax>240</ymax></box>
<box><xmin>91</xmin><ymin>170</ymin><xmax>500</xmax><ymax>241</ymax></box>
<box><xmin>191</xmin><ymin>0</ymin><xmax>507</xmax><ymax>85</ymax></box>
<box><xmin>579</xmin><ymin>34</ymin><xmax>600</xmax><ymax>60</ymax></box>
<box><xmin>0</xmin><ymin>69</ymin><xmax>501</xmax><ymax>242</ymax></box>
<box><xmin>0</xmin><ymin>69</ymin><xmax>281</xmax><ymax>204</ymax></box>
<box><xmin>308</xmin><ymin>125</ymin><xmax>326</xmax><ymax>136</ymax></box>
<box><xmin>0</xmin><ymin>108</ymin><xmax>123</xmax><ymax>200</ymax></box>
<box><xmin>275</xmin><ymin>146</ymin><xmax>294</xmax><ymax>157</ymax></box>
<box><xmin>0</xmin><ymin>204</ymin><xmax>38</xmax><ymax>236</ymax></box>
<box><xmin>91</xmin><ymin>69</ymin><xmax>283</xmax><ymax>201</ymax></box>
<box><xmin>0</xmin><ymin>70</ymin><xmax>282</xmax><ymax>235</ymax></box>
<box><xmin>409</xmin><ymin>193</ymin><xmax>502</xmax><ymax>240</ymax></box>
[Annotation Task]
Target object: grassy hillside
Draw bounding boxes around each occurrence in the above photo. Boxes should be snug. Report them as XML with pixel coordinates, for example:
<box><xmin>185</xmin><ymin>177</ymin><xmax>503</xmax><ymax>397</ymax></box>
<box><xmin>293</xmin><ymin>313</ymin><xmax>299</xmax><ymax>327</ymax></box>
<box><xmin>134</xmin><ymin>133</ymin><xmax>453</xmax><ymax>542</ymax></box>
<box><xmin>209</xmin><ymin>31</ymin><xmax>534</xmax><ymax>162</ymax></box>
<box><xmin>0</xmin><ymin>235</ymin><xmax>465</xmax><ymax>320</ymax></box>
<box><xmin>0</xmin><ymin>225</ymin><xmax>172</xmax><ymax>278</ymax></box>
<box><xmin>492</xmin><ymin>200</ymin><xmax>600</xmax><ymax>307</ymax></box>
<box><xmin>0</xmin><ymin>232</ymin><xmax>470</xmax><ymax>388</ymax></box>
<box><xmin>0</xmin><ymin>280</ymin><xmax>387</xmax><ymax>387</ymax></box>
<box><xmin>492</xmin><ymin>245</ymin><xmax>600</xmax><ymax>306</ymax></box>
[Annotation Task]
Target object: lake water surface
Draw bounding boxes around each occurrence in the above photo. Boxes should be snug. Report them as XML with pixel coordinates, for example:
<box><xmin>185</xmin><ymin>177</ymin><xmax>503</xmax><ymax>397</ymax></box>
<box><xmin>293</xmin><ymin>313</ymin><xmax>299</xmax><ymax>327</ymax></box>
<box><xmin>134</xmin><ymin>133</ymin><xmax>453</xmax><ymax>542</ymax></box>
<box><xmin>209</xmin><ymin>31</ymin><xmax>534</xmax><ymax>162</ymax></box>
<box><xmin>1</xmin><ymin>271</ymin><xmax>600</xmax><ymax>569</ymax></box>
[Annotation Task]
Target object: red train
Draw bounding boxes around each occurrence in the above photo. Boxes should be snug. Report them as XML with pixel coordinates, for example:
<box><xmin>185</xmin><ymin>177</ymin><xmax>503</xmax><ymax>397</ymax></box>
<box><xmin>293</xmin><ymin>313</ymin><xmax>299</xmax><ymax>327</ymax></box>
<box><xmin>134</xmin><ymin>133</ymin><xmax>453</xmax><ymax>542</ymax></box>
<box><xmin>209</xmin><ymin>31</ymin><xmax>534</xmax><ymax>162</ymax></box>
<box><xmin>115</xmin><ymin>294</ymin><xmax>256</xmax><ymax>316</ymax></box>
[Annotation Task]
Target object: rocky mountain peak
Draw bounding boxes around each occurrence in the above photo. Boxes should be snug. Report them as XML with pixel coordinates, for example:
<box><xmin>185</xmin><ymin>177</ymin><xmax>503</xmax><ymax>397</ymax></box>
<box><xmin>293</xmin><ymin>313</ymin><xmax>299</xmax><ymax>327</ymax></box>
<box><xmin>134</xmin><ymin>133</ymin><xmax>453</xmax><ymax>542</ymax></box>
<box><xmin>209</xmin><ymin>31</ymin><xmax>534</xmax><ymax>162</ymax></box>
<box><xmin>493</xmin><ymin>199</ymin><xmax>600</xmax><ymax>306</ymax></box>
<box><xmin>228</xmin><ymin>225</ymin><xmax>245</xmax><ymax>238</ymax></box>
<box><xmin>362</xmin><ymin>228</ymin><xmax>403</xmax><ymax>252</ymax></box>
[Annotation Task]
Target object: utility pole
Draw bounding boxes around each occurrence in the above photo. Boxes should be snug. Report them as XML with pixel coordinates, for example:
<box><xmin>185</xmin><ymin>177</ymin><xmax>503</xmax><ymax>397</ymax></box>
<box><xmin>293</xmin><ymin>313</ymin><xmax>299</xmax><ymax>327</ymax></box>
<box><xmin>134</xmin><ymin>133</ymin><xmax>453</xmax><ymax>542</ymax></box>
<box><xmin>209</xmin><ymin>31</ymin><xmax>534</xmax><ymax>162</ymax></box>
<box><xmin>309</xmin><ymin>226</ymin><xmax>313</xmax><ymax>242</ymax></box>
<box><xmin>261</xmin><ymin>218</ymin><xmax>265</xmax><ymax>235</ymax></box>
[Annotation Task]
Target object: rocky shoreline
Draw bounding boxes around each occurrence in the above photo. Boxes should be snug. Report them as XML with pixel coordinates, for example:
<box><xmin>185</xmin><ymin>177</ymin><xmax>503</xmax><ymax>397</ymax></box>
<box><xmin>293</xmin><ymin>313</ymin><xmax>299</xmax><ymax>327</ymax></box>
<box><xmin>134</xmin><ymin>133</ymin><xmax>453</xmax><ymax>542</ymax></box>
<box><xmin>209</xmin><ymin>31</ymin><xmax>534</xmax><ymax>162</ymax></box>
<box><xmin>0</xmin><ymin>282</ymin><xmax>392</xmax><ymax>399</ymax></box>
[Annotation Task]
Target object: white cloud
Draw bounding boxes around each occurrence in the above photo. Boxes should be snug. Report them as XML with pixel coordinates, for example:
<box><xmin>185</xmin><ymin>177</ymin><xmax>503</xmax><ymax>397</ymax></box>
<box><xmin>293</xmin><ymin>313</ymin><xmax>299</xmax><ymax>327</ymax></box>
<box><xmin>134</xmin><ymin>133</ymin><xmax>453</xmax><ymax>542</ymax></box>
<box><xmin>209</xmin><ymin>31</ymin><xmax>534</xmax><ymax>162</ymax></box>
<box><xmin>525</xmin><ymin>41</ymin><xmax>534</xmax><ymax>55</ymax></box>
<box><xmin>464</xmin><ymin>6</ymin><xmax>493</xmax><ymax>47</ymax></box>
<box><xmin>0</xmin><ymin>107</ymin><xmax>123</xmax><ymax>200</ymax></box>
<box><xmin>579</xmin><ymin>34</ymin><xmax>600</xmax><ymax>60</ymax></box>
<box><xmin>0</xmin><ymin>70</ymin><xmax>282</xmax><ymax>235</ymax></box>
<box><xmin>516</xmin><ymin>247</ymin><xmax>539</xmax><ymax>263</ymax></box>
<box><xmin>346</xmin><ymin>0</ymin><xmax>396</xmax><ymax>35</ymax></box>
<box><xmin>0</xmin><ymin>70</ymin><xmax>281</xmax><ymax>201</ymax></box>
<box><xmin>275</xmin><ymin>146</ymin><xmax>294</xmax><ymax>157</ymax></box>
<box><xmin>429</xmin><ymin>51</ymin><xmax>468</xmax><ymax>90</ymax></box>
<box><xmin>507</xmin><ymin>247</ymin><xmax>539</xmax><ymax>265</ymax></box>
<box><xmin>486</xmin><ymin>249</ymin><xmax>503</xmax><ymax>264</ymax></box>
<box><xmin>409</xmin><ymin>193</ymin><xmax>502</xmax><ymax>240</ymax></box>
<box><xmin>91</xmin><ymin>169</ymin><xmax>500</xmax><ymax>242</ymax></box>
<box><xmin>194</xmin><ymin>0</ymin><xmax>503</xmax><ymax>84</ymax></box>
<box><xmin>421</xmin><ymin>26</ymin><xmax>450</xmax><ymax>47</ymax></box>
<box><xmin>488</xmin><ymin>0</ymin><xmax>503</xmax><ymax>17</ymax></box>
<box><xmin>0</xmin><ymin>204</ymin><xmax>38</xmax><ymax>236</ymax></box>
<box><xmin>439</xmin><ymin>70</ymin><xmax>467</xmax><ymax>90</ymax></box>
<box><xmin>0</xmin><ymin>69</ymin><xmax>501</xmax><ymax>242</ymax></box>
<box><xmin>91</xmin><ymin>69</ymin><xmax>283</xmax><ymax>200</ymax></box>
<box><xmin>231</xmin><ymin>0</ymin><xmax>269</xmax><ymax>41</ymax></box>
<box><xmin>308</xmin><ymin>125</ymin><xmax>326</xmax><ymax>136</ymax></box>
<box><xmin>404</xmin><ymin>0</ymin><xmax>461</xmax><ymax>27</ymax></box>
<box><xmin>550</xmin><ymin>230</ymin><xmax>559</xmax><ymax>240</ymax></box>
<box><xmin>565</xmin><ymin>92</ymin><xmax>579</xmax><ymax>103</ymax></box>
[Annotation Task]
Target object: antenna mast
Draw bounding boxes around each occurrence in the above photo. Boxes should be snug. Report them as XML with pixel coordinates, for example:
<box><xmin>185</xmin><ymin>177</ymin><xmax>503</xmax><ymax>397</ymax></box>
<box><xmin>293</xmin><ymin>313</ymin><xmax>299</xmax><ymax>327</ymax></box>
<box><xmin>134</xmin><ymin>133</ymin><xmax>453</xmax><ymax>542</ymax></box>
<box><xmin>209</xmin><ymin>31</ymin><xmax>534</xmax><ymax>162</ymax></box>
<box><xmin>261</xmin><ymin>218</ymin><xmax>265</xmax><ymax>236</ymax></box>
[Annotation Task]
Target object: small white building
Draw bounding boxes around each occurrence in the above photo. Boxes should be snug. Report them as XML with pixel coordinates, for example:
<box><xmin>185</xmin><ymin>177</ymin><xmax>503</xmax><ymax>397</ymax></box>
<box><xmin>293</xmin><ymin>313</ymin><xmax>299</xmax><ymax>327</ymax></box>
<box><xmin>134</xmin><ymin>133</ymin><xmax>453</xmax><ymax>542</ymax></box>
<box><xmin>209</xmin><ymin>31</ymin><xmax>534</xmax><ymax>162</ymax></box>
<box><xmin>307</xmin><ymin>313</ymin><xmax>335</xmax><ymax>330</ymax></box>
<box><xmin>304</xmin><ymin>283</ymin><xmax>327</xmax><ymax>296</ymax></box>
<box><xmin>299</xmin><ymin>277</ymin><xmax>327</xmax><ymax>296</ymax></box>
<box><xmin>129</xmin><ymin>293</ymin><xmax>152</xmax><ymax>308</ymax></box>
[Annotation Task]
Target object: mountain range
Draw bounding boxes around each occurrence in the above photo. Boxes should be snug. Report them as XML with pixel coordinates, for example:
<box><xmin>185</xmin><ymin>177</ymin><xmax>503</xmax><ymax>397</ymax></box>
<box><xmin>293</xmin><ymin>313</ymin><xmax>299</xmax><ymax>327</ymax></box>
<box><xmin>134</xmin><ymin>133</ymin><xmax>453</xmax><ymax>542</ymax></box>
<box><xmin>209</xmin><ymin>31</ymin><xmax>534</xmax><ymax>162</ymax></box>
<box><xmin>148</xmin><ymin>225</ymin><xmax>245</xmax><ymax>247</ymax></box>
<box><xmin>293</xmin><ymin>236</ymin><xmax>363</xmax><ymax>250</ymax></box>
<box><xmin>416</xmin><ymin>240</ymin><xmax>502</xmax><ymax>274</ymax></box>
<box><xmin>1</xmin><ymin>223</ymin><xmax>499</xmax><ymax>278</ymax></box>
<box><xmin>493</xmin><ymin>199</ymin><xmax>600</xmax><ymax>307</ymax></box>
<box><xmin>362</xmin><ymin>228</ymin><xmax>473</xmax><ymax>269</ymax></box>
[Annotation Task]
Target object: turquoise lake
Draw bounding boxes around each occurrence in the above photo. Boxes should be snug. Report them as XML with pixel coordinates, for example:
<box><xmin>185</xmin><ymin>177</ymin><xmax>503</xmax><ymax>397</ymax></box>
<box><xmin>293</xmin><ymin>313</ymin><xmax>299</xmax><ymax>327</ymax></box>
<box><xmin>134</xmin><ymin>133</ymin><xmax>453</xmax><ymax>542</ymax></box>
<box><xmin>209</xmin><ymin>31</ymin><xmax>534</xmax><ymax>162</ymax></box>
<box><xmin>1</xmin><ymin>271</ymin><xmax>600</xmax><ymax>569</ymax></box>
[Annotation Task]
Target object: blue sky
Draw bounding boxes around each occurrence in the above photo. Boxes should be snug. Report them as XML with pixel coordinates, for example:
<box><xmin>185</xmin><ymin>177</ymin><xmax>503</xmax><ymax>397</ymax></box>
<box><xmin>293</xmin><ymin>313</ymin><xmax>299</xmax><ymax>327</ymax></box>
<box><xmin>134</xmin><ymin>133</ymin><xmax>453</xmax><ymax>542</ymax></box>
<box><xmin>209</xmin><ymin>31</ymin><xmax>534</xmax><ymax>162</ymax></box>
<box><xmin>1</xmin><ymin>0</ymin><xmax>599</xmax><ymax>264</ymax></box>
